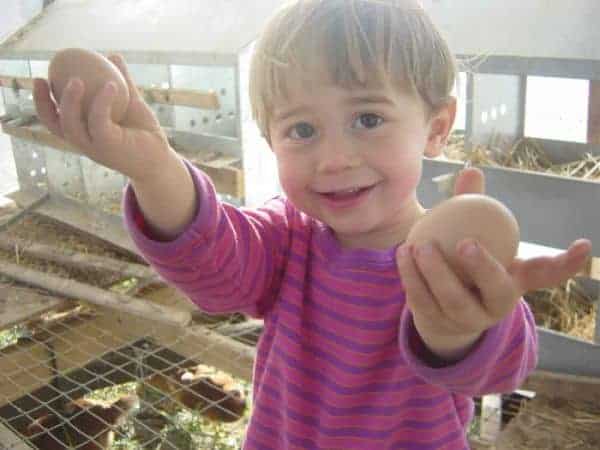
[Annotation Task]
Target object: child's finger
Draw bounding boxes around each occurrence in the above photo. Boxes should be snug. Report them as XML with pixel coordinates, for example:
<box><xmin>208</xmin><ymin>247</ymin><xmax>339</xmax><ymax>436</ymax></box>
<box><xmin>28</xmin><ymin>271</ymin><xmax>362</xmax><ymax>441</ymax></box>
<box><xmin>58</xmin><ymin>78</ymin><xmax>92</xmax><ymax>151</ymax></box>
<box><xmin>33</xmin><ymin>78</ymin><xmax>63</xmax><ymax>138</ymax></box>
<box><xmin>108</xmin><ymin>54</ymin><xmax>142</xmax><ymax>102</ymax></box>
<box><xmin>87</xmin><ymin>82</ymin><xmax>121</xmax><ymax>147</ymax></box>
<box><xmin>456</xmin><ymin>239</ymin><xmax>519</xmax><ymax>320</ymax></box>
<box><xmin>509</xmin><ymin>239</ymin><xmax>592</xmax><ymax>293</ymax></box>
<box><xmin>396</xmin><ymin>244</ymin><xmax>440</xmax><ymax>320</ymax></box>
<box><xmin>413</xmin><ymin>241</ymin><xmax>489</xmax><ymax>327</ymax></box>
<box><xmin>453</xmin><ymin>166</ymin><xmax>485</xmax><ymax>196</ymax></box>
<box><xmin>108</xmin><ymin>53</ymin><xmax>160</xmax><ymax>130</ymax></box>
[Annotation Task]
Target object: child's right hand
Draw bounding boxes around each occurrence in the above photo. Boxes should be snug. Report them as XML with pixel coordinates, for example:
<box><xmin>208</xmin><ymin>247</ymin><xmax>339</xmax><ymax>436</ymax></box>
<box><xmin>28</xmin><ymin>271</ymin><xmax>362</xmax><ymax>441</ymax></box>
<box><xmin>33</xmin><ymin>54</ymin><xmax>171</xmax><ymax>183</ymax></box>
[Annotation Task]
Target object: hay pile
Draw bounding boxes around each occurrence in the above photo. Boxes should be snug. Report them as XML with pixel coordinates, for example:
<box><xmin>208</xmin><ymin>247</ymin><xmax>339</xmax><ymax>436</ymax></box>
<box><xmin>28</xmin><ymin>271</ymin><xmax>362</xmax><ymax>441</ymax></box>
<box><xmin>442</xmin><ymin>135</ymin><xmax>598</xmax><ymax>342</ymax></box>
<box><xmin>525</xmin><ymin>280</ymin><xmax>596</xmax><ymax>342</ymax></box>
<box><xmin>444</xmin><ymin>135</ymin><xmax>600</xmax><ymax>448</ymax></box>
<box><xmin>494</xmin><ymin>395</ymin><xmax>600</xmax><ymax>449</ymax></box>
<box><xmin>443</xmin><ymin>135</ymin><xmax>600</xmax><ymax>180</ymax></box>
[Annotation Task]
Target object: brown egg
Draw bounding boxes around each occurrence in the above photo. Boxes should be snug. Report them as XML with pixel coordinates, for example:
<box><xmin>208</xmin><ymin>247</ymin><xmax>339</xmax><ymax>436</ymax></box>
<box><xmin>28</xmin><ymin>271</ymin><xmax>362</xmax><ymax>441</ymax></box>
<box><xmin>406</xmin><ymin>194</ymin><xmax>520</xmax><ymax>283</ymax></box>
<box><xmin>48</xmin><ymin>48</ymin><xmax>130</xmax><ymax>123</ymax></box>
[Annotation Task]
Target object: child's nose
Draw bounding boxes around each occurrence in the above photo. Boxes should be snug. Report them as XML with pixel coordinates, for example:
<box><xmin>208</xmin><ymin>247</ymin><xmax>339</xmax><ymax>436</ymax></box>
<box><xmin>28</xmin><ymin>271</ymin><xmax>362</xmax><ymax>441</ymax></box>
<box><xmin>316</xmin><ymin>133</ymin><xmax>360</xmax><ymax>173</ymax></box>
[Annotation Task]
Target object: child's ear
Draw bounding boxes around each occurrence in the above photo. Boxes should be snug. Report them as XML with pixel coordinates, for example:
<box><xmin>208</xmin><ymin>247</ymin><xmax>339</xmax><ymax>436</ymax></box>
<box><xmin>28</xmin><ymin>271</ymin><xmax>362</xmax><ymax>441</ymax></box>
<box><xmin>424</xmin><ymin>97</ymin><xmax>457</xmax><ymax>158</ymax></box>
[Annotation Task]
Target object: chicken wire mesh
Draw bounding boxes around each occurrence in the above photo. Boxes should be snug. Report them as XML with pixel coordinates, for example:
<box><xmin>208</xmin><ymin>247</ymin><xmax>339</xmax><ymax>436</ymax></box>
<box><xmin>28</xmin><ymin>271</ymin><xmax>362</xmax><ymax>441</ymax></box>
<box><xmin>0</xmin><ymin>215</ymin><xmax>262</xmax><ymax>450</ymax></box>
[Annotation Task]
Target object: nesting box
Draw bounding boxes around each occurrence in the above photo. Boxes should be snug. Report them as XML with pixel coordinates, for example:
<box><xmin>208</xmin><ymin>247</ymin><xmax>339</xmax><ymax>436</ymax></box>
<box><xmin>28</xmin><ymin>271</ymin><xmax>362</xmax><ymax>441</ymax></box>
<box><xmin>420</xmin><ymin>0</ymin><xmax>600</xmax><ymax>376</ymax></box>
<box><xmin>0</xmin><ymin>0</ymin><xmax>286</xmax><ymax>253</ymax></box>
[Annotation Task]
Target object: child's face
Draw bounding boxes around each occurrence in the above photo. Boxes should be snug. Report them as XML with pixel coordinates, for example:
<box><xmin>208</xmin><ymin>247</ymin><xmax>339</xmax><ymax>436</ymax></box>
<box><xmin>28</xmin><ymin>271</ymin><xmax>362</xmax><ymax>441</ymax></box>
<box><xmin>269</xmin><ymin>82</ymin><xmax>455</xmax><ymax>249</ymax></box>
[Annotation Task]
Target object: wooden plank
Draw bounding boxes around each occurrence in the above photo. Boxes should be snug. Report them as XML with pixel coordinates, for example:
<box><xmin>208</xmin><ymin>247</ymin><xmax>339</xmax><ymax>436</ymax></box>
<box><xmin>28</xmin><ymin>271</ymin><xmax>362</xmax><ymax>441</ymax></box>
<box><xmin>140</xmin><ymin>86</ymin><xmax>220</xmax><ymax>110</ymax></box>
<box><xmin>585</xmin><ymin>255</ymin><xmax>600</xmax><ymax>282</ymax></box>
<box><xmin>0</xmin><ymin>74</ymin><xmax>219</xmax><ymax>110</ymax></box>
<box><xmin>521</xmin><ymin>369</ymin><xmax>600</xmax><ymax>404</ymax></box>
<box><xmin>588</xmin><ymin>80</ymin><xmax>600</xmax><ymax>145</ymax></box>
<box><xmin>0</xmin><ymin>235</ymin><xmax>159</xmax><ymax>282</ymax></box>
<box><xmin>193</xmin><ymin>157</ymin><xmax>244</xmax><ymax>199</ymax></box>
<box><xmin>0</xmin><ymin>284</ymin><xmax>69</xmax><ymax>331</ymax></box>
<box><xmin>1</xmin><ymin>121</ymin><xmax>78</xmax><ymax>154</ymax></box>
<box><xmin>0</xmin><ymin>76</ymin><xmax>34</xmax><ymax>91</ymax></box>
<box><xmin>0</xmin><ymin>259</ymin><xmax>191</xmax><ymax>327</ymax></box>
<box><xmin>1</xmin><ymin>121</ymin><xmax>244</xmax><ymax>198</ymax></box>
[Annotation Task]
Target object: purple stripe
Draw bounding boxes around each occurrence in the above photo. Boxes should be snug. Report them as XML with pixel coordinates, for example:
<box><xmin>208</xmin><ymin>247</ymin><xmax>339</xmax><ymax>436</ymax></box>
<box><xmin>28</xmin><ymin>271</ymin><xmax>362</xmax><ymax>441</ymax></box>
<box><xmin>260</xmin><ymin>380</ymin><xmax>451</xmax><ymax>415</ymax></box>
<box><xmin>277</xmin><ymin>321</ymin><xmax>397</xmax><ymax>374</ymax></box>
<box><xmin>278</xmin><ymin>301</ymin><xmax>397</xmax><ymax>352</ymax></box>
<box><xmin>267</xmin><ymin>345</ymin><xmax>425</xmax><ymax>395</ymax></box>
<box><xmin>284</xmin><ymin>261</ymin><xmax>403</xmax><ymax>307</ymax></box>
<box><xmin>498</xmin><ymin>330</ymin><xmax>525</xmax><ymax>362</ymax></box>
<box><xmin>161</xmin><ymin>239</ymin><xmax>237</xmax><ymax>285</ymax></box>
<box><xmin>288</xmin><ymin>248</ymin><xmax>400</xmax><ymax>286</ymax></box>
<box><xmin>309</xmin><ymin>276</ymin><xmax>402</xmax><ymax>307</ymax></box>
<box><xmin>255</xmin><ymin>402</ymin><xmax>457</xmax><ymax>439</ymax></box>
<box><xmin>280</xmin><ymin>293</ymin><xmax>400</xmax><ymax>330</ymax></box>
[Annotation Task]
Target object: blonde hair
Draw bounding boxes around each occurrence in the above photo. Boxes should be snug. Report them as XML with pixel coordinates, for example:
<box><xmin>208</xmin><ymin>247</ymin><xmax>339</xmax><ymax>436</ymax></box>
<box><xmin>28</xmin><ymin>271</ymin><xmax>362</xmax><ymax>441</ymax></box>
<box><xmin>249</xmin><ymin>0</ymin><xmax>457</xmax><ymax>142</ymax></box>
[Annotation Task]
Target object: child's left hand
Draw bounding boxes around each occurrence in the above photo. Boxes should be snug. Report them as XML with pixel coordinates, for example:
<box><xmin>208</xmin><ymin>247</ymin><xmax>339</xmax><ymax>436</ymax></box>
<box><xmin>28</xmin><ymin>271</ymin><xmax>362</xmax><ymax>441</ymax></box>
<box><xmin>396</xmin><ymin>167</ymin><xmax>592</xmax><ymax>362</ymax></box>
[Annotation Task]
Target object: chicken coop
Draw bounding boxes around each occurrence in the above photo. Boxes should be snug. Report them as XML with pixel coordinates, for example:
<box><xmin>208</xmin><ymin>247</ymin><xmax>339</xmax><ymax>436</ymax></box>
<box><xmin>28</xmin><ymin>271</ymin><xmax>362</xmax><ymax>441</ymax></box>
<box><xmin>0</xmin><ymin>0</ymin><xmax>599</xmax><ymax>449</ymax></box>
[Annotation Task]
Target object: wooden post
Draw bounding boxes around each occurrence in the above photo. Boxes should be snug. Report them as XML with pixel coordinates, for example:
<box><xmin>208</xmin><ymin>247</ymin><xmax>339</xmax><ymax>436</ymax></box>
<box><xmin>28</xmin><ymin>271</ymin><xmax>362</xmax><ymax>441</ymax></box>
<box><xmin>587</xmin><ymin>80</ymin><xmax>600</xmax><ymax>144</ymax></box>
<box><xmin>0</xmin><ymin>260</ymin><xmax>191</xmax><ymax>327</ymax></box>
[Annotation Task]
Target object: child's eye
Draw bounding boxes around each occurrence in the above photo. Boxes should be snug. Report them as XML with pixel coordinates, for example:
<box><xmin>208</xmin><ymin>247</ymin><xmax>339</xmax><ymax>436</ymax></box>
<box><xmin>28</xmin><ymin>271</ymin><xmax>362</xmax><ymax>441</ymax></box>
<box><xmin>287</xmin><ymin>122</ymin><xmax>315</xmax><ymax>140</ymax></box>
<box><xmin>353</xmin><ymin>113</ymin><xmax>384</xmax><ymax>129</ymax></box>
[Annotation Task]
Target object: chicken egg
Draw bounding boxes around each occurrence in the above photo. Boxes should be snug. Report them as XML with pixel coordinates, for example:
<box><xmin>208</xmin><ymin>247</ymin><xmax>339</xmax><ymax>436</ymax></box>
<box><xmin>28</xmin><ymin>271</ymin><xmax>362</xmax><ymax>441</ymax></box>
<box><xmin>48</xmin><ymin>48</ymin><xmax>130</xmax><ymax>123</ymax></box>
<box><xmin>406</xmin><ymin>194</ymin><xmax>520</xmax><ymax>283</ymax></box>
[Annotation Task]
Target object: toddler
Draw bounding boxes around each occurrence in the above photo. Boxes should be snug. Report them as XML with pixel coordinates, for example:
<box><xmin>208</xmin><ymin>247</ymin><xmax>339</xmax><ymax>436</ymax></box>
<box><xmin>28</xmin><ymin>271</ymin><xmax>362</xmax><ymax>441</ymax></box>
<box><xmin>33</xmin><ymin>0</ymin><xmax>591</xmax><ymax>448</ymax></box>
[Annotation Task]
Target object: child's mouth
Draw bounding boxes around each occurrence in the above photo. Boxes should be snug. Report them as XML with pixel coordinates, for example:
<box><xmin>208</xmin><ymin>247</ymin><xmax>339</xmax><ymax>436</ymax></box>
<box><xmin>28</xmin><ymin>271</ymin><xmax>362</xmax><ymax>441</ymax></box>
<box><xmin>318</xmin><ymin>185</ymin><xmax>375</xmax><ymax>207</ymax></box>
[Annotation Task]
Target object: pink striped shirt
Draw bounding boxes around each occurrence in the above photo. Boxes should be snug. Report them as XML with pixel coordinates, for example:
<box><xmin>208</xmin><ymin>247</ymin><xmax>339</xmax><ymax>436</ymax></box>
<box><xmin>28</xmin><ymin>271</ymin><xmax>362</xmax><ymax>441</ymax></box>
<box><xmin>123</xmin><ymin>161</ymin><xmax>538</xmax><ymax>450</ymax></box>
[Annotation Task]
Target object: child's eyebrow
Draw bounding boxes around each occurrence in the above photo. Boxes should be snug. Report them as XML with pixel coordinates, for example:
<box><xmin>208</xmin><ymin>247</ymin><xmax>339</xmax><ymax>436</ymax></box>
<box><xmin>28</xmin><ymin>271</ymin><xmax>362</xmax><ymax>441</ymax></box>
<box><xmin>344</xmin><ymin>94</ymin><xmax>397</xmax><ymax>107</ymax></box>
<box><xmin>272</xmin><ymin>105</ymin><xmax>311</xmax><ymax>123</ymax></box>
<box><xmin>272</xmin><ymin>94</ymin><xmax>397</xmax><ymax>123</ymax></box>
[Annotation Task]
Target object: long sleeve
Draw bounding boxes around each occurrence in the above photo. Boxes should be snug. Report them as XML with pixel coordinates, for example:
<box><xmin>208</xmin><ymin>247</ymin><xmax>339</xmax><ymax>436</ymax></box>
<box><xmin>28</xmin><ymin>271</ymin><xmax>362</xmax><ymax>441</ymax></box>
<box><xmin>122</xmin><ymin>160</ymin><xmax>291</xmax><ymax>318</ymax></box>
<box><xmin>398</xmin><ymin>298</ymin><xmax>538</xmax><ymax>396</ymax></box>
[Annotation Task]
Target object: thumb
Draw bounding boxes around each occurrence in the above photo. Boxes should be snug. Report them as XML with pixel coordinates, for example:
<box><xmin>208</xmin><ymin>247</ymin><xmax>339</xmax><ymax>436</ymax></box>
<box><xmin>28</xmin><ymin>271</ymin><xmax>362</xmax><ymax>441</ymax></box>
<box><xmin>453</xmin><ymin>166</ymin><xmax>485</xmax><ymax>196</ymax></box>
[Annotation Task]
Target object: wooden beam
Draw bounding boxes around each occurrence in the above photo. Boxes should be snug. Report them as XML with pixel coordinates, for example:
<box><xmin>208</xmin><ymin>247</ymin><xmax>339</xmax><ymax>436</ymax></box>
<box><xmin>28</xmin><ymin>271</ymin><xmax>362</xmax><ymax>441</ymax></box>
<box><xmin>521</xmin><ymin>369</ymin><xmax>600</xmax><ymax>404</ymax></box>
<box><xmin>0</xmin><ymin>235</ymin><xmax>160</xmax><ymax>282</ymax></box>
<box><xmin>0</xmin><ymin>74</ymin><xmax>220</xmax><ymax>110</ymax></box>
<box><xmin>588</xmin><ymin>80</ymin><xmax>600</xmax><ymax>145</ymax></box>
<box><xmin>0</xmin><ymin>284</ymin><xmax>70</xmax><ymax>331</ymax></box>
<box><xmin>2</xmin><ymin>121</ymin><xmax>78</xmax><ymax>153</ymax></box>
<box><xmin>192</xmin><ymin>157</ymin><xmax>244</xmax><ymax>199</ymax></box>
<box><xmin>0</xmin><ymin>76</ymin><xmax>34</xmax><ymax>91</ymax></box>
<box><xmin>584</xmin><ymin>255</ymin><xmax>600</xmax><ymax>282</ymax></box>
<box><xmin>1</xmin><ymin>121</ymin><xmax>244</xmax><ymax>198</ymax></box>
<box><xmin>0</xmin><ymin>259</ymin><xmax>191</xmax><ymax>327</ymax></box>
<box><xmin>140</xmin><ymin>86</ymin><xmax>220</xmax><ymax>110</ymax></box>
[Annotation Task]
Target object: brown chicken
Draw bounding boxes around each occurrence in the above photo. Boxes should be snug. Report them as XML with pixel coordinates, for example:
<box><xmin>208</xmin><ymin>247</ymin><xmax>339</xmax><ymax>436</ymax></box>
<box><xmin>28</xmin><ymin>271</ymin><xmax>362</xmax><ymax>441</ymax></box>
<box><xmin>23</xmin><ymin>395</ymin><xmax>137</xmax><ymax>450</ymax></box>
<box><xmin>141</xmin><ymin>365</ymin><xmax>247</xmax><ymax>422</ymax></box>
